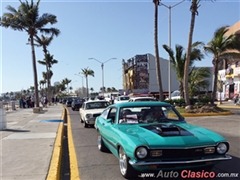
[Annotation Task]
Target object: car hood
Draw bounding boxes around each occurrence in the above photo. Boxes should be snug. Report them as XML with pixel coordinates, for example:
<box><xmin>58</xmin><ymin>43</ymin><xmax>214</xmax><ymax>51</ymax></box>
<box><xmin>118</xmin><ymin>122</ymin><xmax>226</xmax><ymax>148</ymax></box>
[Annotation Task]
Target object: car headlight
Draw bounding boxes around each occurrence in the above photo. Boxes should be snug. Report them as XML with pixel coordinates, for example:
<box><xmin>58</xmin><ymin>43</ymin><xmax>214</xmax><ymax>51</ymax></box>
<box><xmin>136</xmin><ymin>147</ymin><xmax>148</xmax><ymax>159</ymax></box>
<box><xmin>86</xmin><ymin>114</ymin><xmax>91</xmax><ymax>119</ymax></box>
<box><xmin>216</xmin><ymin>143</ymin><xmax>227</xmax><ymax>154</ymax></box>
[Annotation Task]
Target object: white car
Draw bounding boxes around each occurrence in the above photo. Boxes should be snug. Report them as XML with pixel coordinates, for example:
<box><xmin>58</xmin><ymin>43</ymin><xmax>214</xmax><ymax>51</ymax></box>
<box><xmin>165</xmin><ymin>90</ymin><xmax>198</xmax><ymax>100</ymax></box>
<box><xmin>79</xmin><ymin>100</ymin><xmax>110</xmax><ymax>128</ymax></box>
<box><xmin>114</xmin><ymin>96</ymin><xmax>130</xmax><ymax>104</ymax></box>
<box><xmin>128</xmin><ymin>97</ymin><xmax>157</xmax><ymax>102</ymax></box>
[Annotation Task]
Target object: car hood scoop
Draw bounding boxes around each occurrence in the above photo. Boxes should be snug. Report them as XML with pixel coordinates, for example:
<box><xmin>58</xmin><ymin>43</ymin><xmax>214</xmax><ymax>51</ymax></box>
<box><xmin>142</xmin><ymin>124</ymin><xmax>193</xmax><ymax>137</ymax></box>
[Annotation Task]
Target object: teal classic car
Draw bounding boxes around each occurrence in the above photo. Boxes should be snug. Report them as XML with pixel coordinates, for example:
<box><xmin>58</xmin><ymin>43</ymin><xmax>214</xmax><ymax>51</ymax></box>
<box><xmin>95</xmin><ymin>102</ymin><xmax>232</xmax><ymax>178</ymax></box>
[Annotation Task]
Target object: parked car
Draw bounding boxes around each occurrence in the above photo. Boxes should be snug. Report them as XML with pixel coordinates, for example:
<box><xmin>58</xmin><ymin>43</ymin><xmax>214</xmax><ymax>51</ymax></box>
<box><xmin>114</xmin><ymin>95</ymin><xmax>130</xmax><ymax>104</ymax></box>
<box><xmin>79</xmin><ymin>100</ymin><xmax>110</xmax><ymax>128</ymax></box>
<box><xmin>65</xmin><ymin>97</ymin><xmax>73</xmax><ymax>107</ymax></box>
<box><xmin>165</xmin><ymin>90</ymin><xmax>198</xmax><ymax>100</ymax></box>
<box><xmin>128</xmin><ymin>96</ymin><xmax>157</xmax><ymax>102</ymax></box>
<box><xmin>95</xmin><ymin>101</ymin><xmax>231</xmax><ymax>179</ymax></box>
<box><xmin>71</xmin><ymin>98</ymin><xmax>84</xmax><ymax>111</ymax></box>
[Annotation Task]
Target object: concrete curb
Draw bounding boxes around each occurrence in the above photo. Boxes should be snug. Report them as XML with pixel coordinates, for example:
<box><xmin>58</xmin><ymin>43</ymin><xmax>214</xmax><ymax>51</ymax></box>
<box><xmin>180</xmin><ymin>111</ymin><xmax>232</xmax><ymax>117</ymax></box>
<box><xmin>46</xmin><ymin>107</ymin><xmax>65</xmax><ymax>180</ymax></box>
<box><xmin>218</xmin><ymin>105</ymin><xmax>240</xmax><ymax>109</ymax></box>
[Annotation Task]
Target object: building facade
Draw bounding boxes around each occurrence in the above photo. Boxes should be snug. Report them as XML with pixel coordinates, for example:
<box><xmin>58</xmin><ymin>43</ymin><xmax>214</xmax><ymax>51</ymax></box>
<box><xmin>217</xmin><ymin>21</ymin><xmax>240</xmax><ymax>99</ymax></box>
<box><xmin>122</xmin><ymin>53</ymin><xmax>214</xmax><ymax>98</ymax></box>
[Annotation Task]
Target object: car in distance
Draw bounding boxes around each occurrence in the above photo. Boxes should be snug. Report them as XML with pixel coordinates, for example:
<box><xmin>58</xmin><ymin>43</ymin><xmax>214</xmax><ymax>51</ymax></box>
<box><xmin>65</xmin><ymin>97</ymin><xmax>73</xmax><ymax>107</ymax></box>
<box><xmin>165</xmin><ymin>90</ymin><xmax>198</xmax><ymax>100</ymax></box>
<box><xmin>95</xmin><ymin>101</ymin><xmax>231</xmax><ymax>178</ymax></box>
<box><xmin>114</xmin><ymin>95</ymin><xmax>130</xmax><ymax>104</ymax></box>
<box><xmin>128</xmin><ymin>96</ymin><xmax>157</xmax><ymax>102</ymax></box>
<box><xmin>79</xmin><ymin>100</ymin><xmax>110</xmax><ymax>128</ymax></box>
<box><xmin>71</xmin><ymin>98</ymin><xmax>84</xmax><ymax>111</ymax></box>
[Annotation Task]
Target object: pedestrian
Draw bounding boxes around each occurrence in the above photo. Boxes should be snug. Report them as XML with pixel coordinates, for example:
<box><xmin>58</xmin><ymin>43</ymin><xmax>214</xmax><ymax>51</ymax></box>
<box><xmin>52</xmin><ymin>97</ymin><xmax>55</xmax><ymax>105</ymax></box>
<box><xmin>233</xmin><ymin>94</ymin><xmax>239</xmax><ymax>105</ymax></box>
<box><xmin>19</xmin><ymin>97</ymin><xmax>23</xmax><ymax>108</ymax></box>
<box><xmin>111</xmin><ymin>94</ymin><xmax>115</xmax><ymax>104</ymax></box>
<box><xmin>43</xmin><ymin>96</ymin><xmax>48</xmax><ymax>107</ymax></box>
<box><xmin>31</xmin><ymin>96</ymin><xmax>35</xmax><ymax>108</ymax></box>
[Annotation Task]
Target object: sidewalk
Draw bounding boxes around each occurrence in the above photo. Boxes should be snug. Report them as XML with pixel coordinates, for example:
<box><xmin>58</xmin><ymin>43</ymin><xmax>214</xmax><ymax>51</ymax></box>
<box><xmin>216</xmin><ymin>100</ymin><xmax>240</xmax><ymax>109</ymax></box>
<box><xmin>0</xmin><ymin>104</ymin><xmax>63</xmax><ymax>180</ymax></box>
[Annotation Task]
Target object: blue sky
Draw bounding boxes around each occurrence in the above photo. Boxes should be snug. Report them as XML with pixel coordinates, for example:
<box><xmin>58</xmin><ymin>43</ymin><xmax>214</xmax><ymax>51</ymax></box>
<box><xmin>0</xmin><ymin>0</ymin><xmax>239</xmax><ymax>94</ymax></box>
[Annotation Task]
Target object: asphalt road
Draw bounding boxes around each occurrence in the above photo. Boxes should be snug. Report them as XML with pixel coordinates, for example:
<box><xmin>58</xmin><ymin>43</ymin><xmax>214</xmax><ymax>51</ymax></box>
<box><xmin>68</xmin><ymin>107</ymin><xmax>240</xmax><ymax>180</ymax></box>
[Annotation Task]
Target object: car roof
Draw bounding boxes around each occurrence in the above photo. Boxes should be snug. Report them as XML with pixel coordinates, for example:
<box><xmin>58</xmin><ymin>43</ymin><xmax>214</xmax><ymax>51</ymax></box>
<box><xmin>130</xmin><ymin>97</ymin><xmax>155</xmax><ymax>99</ymax></box>
<box><xmin>85</xmin><ymin>100</ymin><xmax>109</xmax><ymax>103</ymax></box>
<box><xmin>110</xmin><ymin>101</ymin><xmax>170</xmax><ymax>107</ymax></box>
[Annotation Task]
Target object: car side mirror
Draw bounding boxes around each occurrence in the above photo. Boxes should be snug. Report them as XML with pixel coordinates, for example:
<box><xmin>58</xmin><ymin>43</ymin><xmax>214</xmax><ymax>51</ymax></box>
<box><xmin>106</xmin><ymin>118</ymin><xmax>113</xmax><ymax>123</ymax></box>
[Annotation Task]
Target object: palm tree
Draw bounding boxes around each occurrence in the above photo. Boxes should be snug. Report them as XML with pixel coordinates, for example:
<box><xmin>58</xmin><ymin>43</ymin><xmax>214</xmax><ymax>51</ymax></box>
<box><xmin>162</xmin><ymin>41</ymin><xmax>204</xmax><ymax>97</ymax></box>
<box><xmin>183</xmin><ymin>0</ymin><xmax>200</xmax><ymax>106</ymax></box>
<box><xmin>153</xmin><ymin>0</ymin><xmax>164</xmax><ymax>101</ymax></box>
<box><xmin>38</xmin><ymin>53</ymin><xmax>58</xmax><ymax>102</ymax></box>
<box><xmin>111</xmin><ymin>87</ymin><xmax>117</xmax><ymax>92</ymax></box>
<box><xmin>30</xmin><ymin>86</ymin><xmax>35</xmax><ymax>94</ymax></box>
<box><xmin>188</xmin><ymin>67</ymin><xmax>211</xmax><ymax>97</ymax></box>
<box><xmin>10</xmin><ymin>91</ymin><xmax>14</xmax><ymax>99</ymax></box>
<box><xmin>34</xmin><ymin>34</ymin><xmax>59</xmax><ymax>55</ymax></box>
<box><xmin>90</xmin><ymin>87</ymin><xmax>94</xmax><ymax>94</ymax></box>
<box><xmin>39</xmin><ymin>79</ymin><xmax>46</xmax><ymax>97</ymax></box>
<box><xmin>80</xmin><ymin>67</ymin><xmax>94</xmax><ymax>98</ymax></box>
<box><xmin>204</xmin><ymin>26</ymin><xmax>240</xmax><ymax>104</ymax></box>
<box><xmin>62</xmin><ymin>78</ymin><xmax>72</xmax><ymax>93</ymax></box>
<box><xmin>0</xmin><ymin>0</ymin><xmax>59</xmax><ymax>108</ymax></box>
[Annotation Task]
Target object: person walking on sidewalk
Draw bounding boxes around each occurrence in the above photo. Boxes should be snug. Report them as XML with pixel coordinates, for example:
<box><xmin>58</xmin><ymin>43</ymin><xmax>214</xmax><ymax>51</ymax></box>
<box><xmin>110</xmin><ymin>94</ymin><xmax>115</xmax><ymax>104</ymax></box>
<box><xmin>233</xmin><ymin>93</ymin><xmax>239</xmax><ymax>105</ymax></box>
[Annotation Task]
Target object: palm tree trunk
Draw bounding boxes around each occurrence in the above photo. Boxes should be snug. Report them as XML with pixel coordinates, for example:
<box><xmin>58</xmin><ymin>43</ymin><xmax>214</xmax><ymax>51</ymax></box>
<box><xmin>211</xmin><ymin>58</ymin><xmax>218</xmax><ymax>104</ymax></box>
<box><xmin>86</xmin><ymin>77</ymin><xmax>89</xmax><ymax>98</ymax></box>
<box><xmin>47</xmin><ymin>67</ymin><xmax>51</xmax><ymax>105</ymax></box>
<box><xmin>30</xmin><ymin>36</ymin><xmax>39</xmax><ymax>108</ymax></box>
<box><xmin>153</xmin><ymin>0</ymin><xmax>163</xmax><ymax>101</ymax></box>
<box><xmin>183</xmin><ymin>3</ymin><xmax>196</xmax><ymax>105</ymax></box>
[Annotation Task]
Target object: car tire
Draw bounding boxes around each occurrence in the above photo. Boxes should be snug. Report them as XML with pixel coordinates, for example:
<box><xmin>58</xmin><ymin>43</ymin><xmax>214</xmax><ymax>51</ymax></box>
<box><xmin>84</xmin><ymin>122</ymin><xmax>88</xmax><ymax>128</ymax></box>
<box><xmin>98</xmin><ymin>135</ymin><xmax>108</xmax><ymax>152</ymax></box>
<box><xmin>118</xmin><ymin>146</ymin><xmax>136</xmax><ymax>178</ymax></box>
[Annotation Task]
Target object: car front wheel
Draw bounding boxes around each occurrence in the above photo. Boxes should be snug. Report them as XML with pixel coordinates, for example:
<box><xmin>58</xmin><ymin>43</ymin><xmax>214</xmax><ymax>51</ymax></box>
<box><xmin>118</xmin><ymin>146</ymin><xmax>136</xmax><ymax>178</ymax></box>
<box><xmin>98</xmin><ymin>135</ymin><xmax>108</xmax><ymax>152</ymax></box>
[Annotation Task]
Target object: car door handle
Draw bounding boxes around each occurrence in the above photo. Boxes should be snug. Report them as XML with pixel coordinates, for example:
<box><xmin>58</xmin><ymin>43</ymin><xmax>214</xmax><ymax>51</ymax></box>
<box><xmin>102</xmin><ymin>123</ymin><xmax>105</xmax><ymax>126</ymax></box>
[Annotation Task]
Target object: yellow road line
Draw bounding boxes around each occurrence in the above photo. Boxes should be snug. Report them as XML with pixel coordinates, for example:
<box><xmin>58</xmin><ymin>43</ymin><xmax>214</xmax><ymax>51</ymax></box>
<box><xmin>66</xmin><ymin>108</ymin><xmax>80</xmax><ymax>180</ymax></box>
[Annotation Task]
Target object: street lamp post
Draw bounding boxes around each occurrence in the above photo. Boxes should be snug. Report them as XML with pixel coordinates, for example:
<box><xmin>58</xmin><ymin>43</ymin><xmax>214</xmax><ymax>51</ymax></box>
<box><xmin>89</xmin><ymin>58</ymin><xmax>117</xmax><ymax>96</ymax></box>
<box><xmin>74</xmin><ymin>74</ymin><xmax>84</xmax><ymax>97</ymax></box>
<box><xmin>160</xmin><ymin>0</ymin><xmax>184</xmax><ymax>99</ymax></box>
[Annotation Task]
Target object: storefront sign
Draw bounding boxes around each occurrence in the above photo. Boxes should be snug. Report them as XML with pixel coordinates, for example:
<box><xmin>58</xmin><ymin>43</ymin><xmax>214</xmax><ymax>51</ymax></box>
<box><xmin>234</xmin><ymin>67</ymin><xmax>240</xmax><ymax>76</ymax></box>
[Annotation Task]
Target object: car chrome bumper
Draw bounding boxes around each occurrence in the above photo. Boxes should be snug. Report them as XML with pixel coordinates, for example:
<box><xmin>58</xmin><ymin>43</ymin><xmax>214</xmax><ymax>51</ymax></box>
<box><xmin>86</xmin><ymin>119</ymin><xmax>95</xmax><ymax>125</ymax></box>
<box><xmin>129</xmin><ymin>155</ymin><xmax>232</xmax><ymax>166</ymax></box>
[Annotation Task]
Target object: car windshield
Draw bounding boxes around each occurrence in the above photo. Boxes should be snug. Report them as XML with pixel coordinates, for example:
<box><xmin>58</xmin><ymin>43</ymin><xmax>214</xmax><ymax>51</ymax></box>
<box><xmin>135</xmin><ymin>98</ymin><xmax>156</xmax><ymax>102</ymax></box>
<box><xmin>86</xmin><ymin>102</ymin><xmax>110</xmax><ymax>109</ymax></box>
<box><xmin>120</xmin><ymin>96</ymin><xmax>130</xmax><ymax>101</ymax></box>
<box><xmin>171</xmin><ymin>91</ymin><xmax>180</xmax><ymax>97</ymax></box>
<box><xmin>118</xmin><ymin>105</ymin><xmax>181</xmax><ymax>124</ymax></box>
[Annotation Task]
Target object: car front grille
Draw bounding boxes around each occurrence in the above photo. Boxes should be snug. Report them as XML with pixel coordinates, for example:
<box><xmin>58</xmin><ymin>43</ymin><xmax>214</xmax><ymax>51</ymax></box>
<box><xmin>93</xmin><ymin>113</ymin><xmax>101</xmax><ymax>117</ymax></box>
<box><xmin>151</xmin><ymin>148</ymin><xmax>217</xmax><ymax>159</ymax></box>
